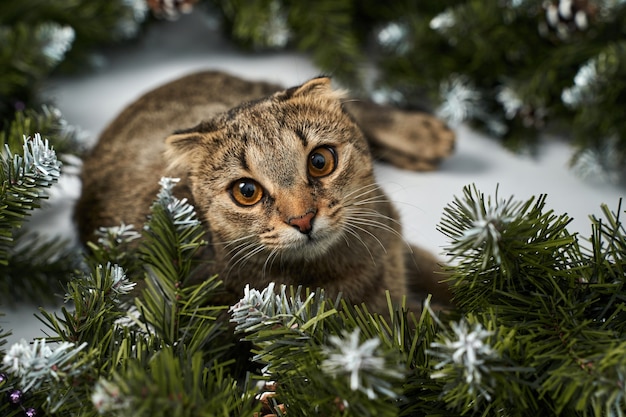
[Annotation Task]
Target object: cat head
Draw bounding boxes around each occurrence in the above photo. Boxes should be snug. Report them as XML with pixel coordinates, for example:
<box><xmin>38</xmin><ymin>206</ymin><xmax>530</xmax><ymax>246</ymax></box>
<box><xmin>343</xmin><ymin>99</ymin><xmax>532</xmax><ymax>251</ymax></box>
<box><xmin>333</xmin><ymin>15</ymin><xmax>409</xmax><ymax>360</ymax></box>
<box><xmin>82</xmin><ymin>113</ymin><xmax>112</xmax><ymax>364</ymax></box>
<box><xmin>165</xmin><ymin>77</ymin><xmax>378</xmax><ymax>263</ymax></box>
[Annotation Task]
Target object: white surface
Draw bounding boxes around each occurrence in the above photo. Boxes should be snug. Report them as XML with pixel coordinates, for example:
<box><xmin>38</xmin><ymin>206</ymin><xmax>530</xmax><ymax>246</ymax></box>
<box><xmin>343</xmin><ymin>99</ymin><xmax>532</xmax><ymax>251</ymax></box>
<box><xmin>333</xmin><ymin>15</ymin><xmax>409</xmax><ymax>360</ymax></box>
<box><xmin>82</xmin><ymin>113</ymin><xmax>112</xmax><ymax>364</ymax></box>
<box><xmin>2</xmin><ymin>13</ymin><xmax>624</xmax><ymax>345</ymax></box>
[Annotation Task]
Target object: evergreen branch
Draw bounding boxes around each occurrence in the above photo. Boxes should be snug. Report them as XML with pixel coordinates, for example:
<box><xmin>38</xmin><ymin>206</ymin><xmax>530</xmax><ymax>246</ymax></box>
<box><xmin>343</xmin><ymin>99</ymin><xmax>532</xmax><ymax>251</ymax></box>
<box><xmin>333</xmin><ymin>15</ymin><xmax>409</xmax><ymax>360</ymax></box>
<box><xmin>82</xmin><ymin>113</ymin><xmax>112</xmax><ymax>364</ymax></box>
<box><xmin>0</xmin><ymin>1</ymin><xmax>148</xmax><ymax>72</ymax></box>
<box><xmin>586</xmin><ymin>199</ymin><xmax>625</xmax><ymax>285</ymax></box>
<box><xmin>0</xmin><ymin>230</ymin><xmax>81</xmax><ymax>305</ymax></box>
<box><xmin>212</xmin><ymin>0</ymin><xmax>366</xmax><ymax>87</ymax></box>
<box><xmin>321</xmin><ymin>328</ymin><xmax>404</xmax><ymax>400</ymax></box>
<box><xmin>529</xmin><ymin>200</ymin><xmax>626</xmax><ymax>415</ymax></box>
<box><xmin>0</xmin><ymin>108</ymin><xmax>86</xmax><ymax>304</ymax></box>
<box><xmin>230</xmin><ymin>282</ymin><xmax>335</xmax><ymax>336</ymax></box>
<box><xmin>86</xmin><ymin>223</ymin><xmax>143</xmax><ymax>279</ymax></box>
<box><xmin>91</xmin><ymin>347</ymin><xmax>259</xmax><ymax>417</ymax></box>
<box><xmin>371</xmin><ymin>1</ymin><xmax>626</xmax><ymax>179</ymax></box>
<box><xmin>438</xmin><ymin>184</ymin><xmax>576</xmax><ymax>309</ymax></box>
<box><xmin>438</xmin><ymin>188</ymin><xmax>626</xmax><ymax>415</ymax></box>
<box><xmin>7</xmin><ymin>178</ymin><xmax>624</xmax><ymax>416</ymax></box>
<box><xmin>1</xmin><ymin>106</ymin><xmax>87</xmax><ymax>157</ymax></box>
<box><xmin>140</xmin><ymin>177</ymin><xmax>205</xmax><ymax>283</ymax></box>
<box><xmin>399</xmin><ymin>300</ymin><xmax>451</xmax><ymax>416</ymax></box>
<box><xmin>39</xmin><ymin>177</ymin><xmax>260</xmax><ymax>415</ymax></box>
<box><xmin>36</xmin><ymin>263</ymin><xmax>130</xmax><ymax>347</ymax></box>
<box><xmin>2</xmin><ymin>338</ymin><xmax>88</xmax><ymax>393</ymax></box>
<box><xmin>34</xmin><ymin>261</ymin><xmax>169</xmax><ymax>414</ymax></box>
<box><xmin>0</xmin><ymin>22</ymin><xmax>73</xmax><ymax>115</ymax></box>
<box><xmin>287</xmin><ymin>0</ymin><xmax>365</xmax><ymax>88</ymax></box>
<box><xmin>427</xmin><ymin>311</ymin><xmax>535</xmax><ymax>413</ymax></box>
<box><xmin>135</xmin><ymin>177</ymin><xmax>228</xmax><ymax>357</ymax></box>
<box><xmin>230</xmin><ymin>284</ymin><xmax>408</xmax><ymax>416</ymax></box>
<box><xmin>1</xmin><ymin>332</ymin><xmax>98</xmax><ymax>414</ymax></box>
<box><xmin>0</xmin><ymin>134</ymin><xmax>61</xmax><ymax>267</ymax></box>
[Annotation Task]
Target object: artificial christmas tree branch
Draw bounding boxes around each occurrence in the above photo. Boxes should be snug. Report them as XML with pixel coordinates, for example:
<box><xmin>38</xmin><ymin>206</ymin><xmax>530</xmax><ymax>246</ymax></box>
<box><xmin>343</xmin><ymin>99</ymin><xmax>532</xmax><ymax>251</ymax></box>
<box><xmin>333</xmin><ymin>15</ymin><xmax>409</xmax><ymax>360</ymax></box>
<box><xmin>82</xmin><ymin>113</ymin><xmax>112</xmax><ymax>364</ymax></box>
<box><xmin>1</xmin><ymin>183</ymin><xmax>625</xmax><ymax>416</ymax></box>
<box><xmin>208</xmin><ymin>0</ymin><xmax>626</xmax><ymax>182</ymax></box>
<box><xmin>0</xmin><ymin>132</ymin><xmax>82</xmax><ymax>305</ymax></box>
<box><xmin>3</xmin><ymin>1</ymin><xmax>626</xmax><ymax>182</ymax></box>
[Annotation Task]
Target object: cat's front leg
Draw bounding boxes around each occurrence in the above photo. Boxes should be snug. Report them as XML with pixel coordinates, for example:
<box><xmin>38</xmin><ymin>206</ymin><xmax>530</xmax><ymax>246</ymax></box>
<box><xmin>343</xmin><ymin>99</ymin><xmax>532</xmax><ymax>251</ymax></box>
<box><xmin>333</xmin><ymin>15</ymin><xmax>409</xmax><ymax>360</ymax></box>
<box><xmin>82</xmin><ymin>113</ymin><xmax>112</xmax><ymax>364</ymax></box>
<box><xmin>404</xmin><ymin>244</ymin><xmax>453</xmax><ymax>309</ymax></box>
<box><xmin>344</xmin><ymin>101</ymin><xmax>456</xmax><ymax>171</ymax></box>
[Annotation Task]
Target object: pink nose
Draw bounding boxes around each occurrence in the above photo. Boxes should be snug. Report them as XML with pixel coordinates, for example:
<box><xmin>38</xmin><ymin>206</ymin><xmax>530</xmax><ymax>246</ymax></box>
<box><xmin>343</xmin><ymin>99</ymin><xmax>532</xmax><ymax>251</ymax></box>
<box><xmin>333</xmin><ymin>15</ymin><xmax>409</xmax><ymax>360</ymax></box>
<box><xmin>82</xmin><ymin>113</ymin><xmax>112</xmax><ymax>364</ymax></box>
<box><xmin>288</xmin><ymin>212</ymin><xmax>316</xmax><ymax>234</ymax></box>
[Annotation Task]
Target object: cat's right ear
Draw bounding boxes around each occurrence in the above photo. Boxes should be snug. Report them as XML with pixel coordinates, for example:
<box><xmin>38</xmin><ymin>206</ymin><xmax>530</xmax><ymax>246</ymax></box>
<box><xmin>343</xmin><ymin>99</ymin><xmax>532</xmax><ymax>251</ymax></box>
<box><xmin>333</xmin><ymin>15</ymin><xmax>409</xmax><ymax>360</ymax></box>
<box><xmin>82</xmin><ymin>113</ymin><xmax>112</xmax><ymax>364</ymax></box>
<box><xmin>165</xmin><ymin>130</ymin><xmax>220</xmax><ymax>170</ymax></box>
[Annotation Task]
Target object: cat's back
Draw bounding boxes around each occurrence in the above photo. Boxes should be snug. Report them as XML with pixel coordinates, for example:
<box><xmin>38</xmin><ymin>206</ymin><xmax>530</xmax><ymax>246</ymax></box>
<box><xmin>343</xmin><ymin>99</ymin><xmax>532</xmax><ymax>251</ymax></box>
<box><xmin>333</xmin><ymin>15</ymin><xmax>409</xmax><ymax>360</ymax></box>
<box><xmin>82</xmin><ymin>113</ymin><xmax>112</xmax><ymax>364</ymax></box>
<box><xmin>76</xmin><ymin>71</ymin><xmax>280</xmax><ymax>242</ymax></box>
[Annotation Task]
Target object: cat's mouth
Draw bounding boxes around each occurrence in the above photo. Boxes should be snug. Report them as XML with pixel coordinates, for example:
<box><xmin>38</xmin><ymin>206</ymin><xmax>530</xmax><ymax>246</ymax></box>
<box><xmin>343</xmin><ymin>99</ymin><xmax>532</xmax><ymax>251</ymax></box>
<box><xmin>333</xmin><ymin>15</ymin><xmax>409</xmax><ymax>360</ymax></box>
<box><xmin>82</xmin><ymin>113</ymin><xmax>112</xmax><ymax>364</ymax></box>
<box><xmin>280</xmin><ymin>222</ymin><xmax>341</xmax><ymax>260</ymax></box>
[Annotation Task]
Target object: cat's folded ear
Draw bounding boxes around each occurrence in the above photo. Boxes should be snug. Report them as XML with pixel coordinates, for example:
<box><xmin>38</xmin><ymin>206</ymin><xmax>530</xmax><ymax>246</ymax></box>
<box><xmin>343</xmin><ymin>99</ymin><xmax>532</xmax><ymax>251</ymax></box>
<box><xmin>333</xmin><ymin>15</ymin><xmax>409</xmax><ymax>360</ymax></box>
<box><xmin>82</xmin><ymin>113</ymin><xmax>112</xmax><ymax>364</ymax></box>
<box><xmin>278</xmin><ymin>76</ymin><xmax>347</xmax><ymax>102</ymax></box>
<box><xmin>165</xmin><ymin>126</ymin><xmax>220</xmax><ymax>170</ymax></box>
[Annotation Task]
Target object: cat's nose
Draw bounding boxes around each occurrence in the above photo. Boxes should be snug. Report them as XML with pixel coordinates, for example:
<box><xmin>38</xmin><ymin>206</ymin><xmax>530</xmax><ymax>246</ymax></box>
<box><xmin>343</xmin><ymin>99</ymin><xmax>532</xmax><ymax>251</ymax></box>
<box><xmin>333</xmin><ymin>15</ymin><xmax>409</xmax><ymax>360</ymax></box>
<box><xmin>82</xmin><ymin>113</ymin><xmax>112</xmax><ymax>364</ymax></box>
<box><xmin>288</xmin><ymin>211</ymin><xmax>316</xmax><ymax>234</ymax></box>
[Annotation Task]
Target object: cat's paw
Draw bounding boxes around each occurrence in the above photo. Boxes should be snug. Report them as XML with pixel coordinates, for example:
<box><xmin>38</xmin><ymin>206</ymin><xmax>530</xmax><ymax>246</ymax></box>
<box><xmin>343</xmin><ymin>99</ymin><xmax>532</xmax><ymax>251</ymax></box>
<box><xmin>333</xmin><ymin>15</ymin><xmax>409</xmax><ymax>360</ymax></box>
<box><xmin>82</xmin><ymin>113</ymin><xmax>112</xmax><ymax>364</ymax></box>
<box><xmin>369</xmin><ymin>110</ymin><xmax>455</xmax><ymax>171</ymax></box>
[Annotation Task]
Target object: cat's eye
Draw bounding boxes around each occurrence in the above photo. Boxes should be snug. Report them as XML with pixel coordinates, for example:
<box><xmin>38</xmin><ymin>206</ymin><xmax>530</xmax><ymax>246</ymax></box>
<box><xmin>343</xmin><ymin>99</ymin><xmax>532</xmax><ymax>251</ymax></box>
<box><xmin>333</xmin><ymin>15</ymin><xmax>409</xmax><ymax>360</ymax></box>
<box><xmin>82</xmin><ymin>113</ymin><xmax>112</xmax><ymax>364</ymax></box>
<box><xmin>307</xmin><ymin>146</ymin><xmax>337</xmax><ymax>178</ymax></box>
<box><xmin>230</xmin><ymin>179</ymin><xmax>264</xmax><ymax>206</ymax></box>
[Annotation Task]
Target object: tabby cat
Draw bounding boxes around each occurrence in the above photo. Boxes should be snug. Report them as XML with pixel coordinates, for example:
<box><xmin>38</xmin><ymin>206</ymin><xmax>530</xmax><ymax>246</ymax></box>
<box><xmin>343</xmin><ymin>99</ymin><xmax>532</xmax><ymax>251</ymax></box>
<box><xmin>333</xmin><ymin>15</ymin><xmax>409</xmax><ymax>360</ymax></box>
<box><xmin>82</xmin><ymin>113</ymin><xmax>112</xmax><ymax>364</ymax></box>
<box><xmin>76</xmin><ymin>71</ymin><xmax>454</xmax><ymax>313</ymax></box>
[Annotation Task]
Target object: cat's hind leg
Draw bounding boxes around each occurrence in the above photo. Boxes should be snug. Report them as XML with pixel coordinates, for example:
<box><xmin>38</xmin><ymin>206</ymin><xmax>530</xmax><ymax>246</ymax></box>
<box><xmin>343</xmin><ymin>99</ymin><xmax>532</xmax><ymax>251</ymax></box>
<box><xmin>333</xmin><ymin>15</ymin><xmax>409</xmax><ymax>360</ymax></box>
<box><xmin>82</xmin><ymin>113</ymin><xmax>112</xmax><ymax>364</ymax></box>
<box><xmin>345</xmin><ymin>101</ymin><xmax>456</xmax><ymax>171</ymax></box>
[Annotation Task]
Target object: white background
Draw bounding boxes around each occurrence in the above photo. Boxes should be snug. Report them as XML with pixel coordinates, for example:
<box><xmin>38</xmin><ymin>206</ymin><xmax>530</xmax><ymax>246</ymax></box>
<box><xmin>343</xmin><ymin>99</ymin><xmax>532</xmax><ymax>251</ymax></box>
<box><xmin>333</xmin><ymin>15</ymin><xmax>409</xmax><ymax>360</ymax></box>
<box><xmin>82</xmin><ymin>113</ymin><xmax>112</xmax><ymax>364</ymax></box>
<box><xmin>3</xmin><ymin>12</ymin><xmax>624</xmax><ymax>345</ymax></box>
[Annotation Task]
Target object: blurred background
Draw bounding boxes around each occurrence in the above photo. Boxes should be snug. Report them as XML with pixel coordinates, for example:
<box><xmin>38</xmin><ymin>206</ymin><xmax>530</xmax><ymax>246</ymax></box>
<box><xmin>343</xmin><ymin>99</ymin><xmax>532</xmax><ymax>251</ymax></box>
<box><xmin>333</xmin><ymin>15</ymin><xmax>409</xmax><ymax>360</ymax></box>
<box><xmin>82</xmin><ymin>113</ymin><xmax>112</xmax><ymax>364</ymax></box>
<box><xmin>1</xmin><ymin>0</ymin><xmax>624</xmax><ymax>345</ymax></box>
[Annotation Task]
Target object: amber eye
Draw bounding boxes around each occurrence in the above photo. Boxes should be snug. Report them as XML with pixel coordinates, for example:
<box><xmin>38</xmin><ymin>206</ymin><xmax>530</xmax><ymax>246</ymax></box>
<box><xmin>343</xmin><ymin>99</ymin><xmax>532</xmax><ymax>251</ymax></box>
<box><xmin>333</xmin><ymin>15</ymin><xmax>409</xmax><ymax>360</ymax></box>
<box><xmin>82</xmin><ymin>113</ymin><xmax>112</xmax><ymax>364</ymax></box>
<box><xmin>230</xmin><ymin>179</ymin><xmax>264</xmax><ymax>206</ymax></box>
<box><xmin>307</xmin><ymin>146</ymin><xmax>337</xmax><ymax>178</ymax></box>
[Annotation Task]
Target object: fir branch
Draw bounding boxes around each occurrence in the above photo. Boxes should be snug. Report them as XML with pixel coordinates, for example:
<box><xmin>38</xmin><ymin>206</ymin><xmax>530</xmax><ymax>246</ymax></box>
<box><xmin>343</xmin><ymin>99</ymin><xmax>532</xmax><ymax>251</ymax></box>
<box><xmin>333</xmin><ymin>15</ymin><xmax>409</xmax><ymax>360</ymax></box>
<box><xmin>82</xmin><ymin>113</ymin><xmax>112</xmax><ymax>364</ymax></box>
<box><xmin>0</xmin><ymin>1</ymin><xmax>148</xmax><ymax>130</ymax></box>
<box><xmin>2</xmin><ymin>339</ymin><xmax>87</xmax><ymax>393</ymax></box>
<box><xmin>91</xmin><ymin>347</ymin><xmax>259</xmax><ymax>417</ymax></box>
<box><xmin>1</xmin><ymin>337</ymin><xmax>97</xmax><ymax>414</ymax></box>
<box><xmin>7</xmin><ymin>180</ymin><xmax>624</xmax><ymax>416</ymax></box>
<box><xmin>213</xmin><ymin>0</ymin><xmax>367</xmax><ymax>87</ymax></box>
<box><xmin>529</xmin><ymin>200</ymin><xmax>626</xmax><ymax>415</ymax></box>
<box><xmin>1</xmin><ymin>106</ymin><xmax>87</xmax><ymax>157</ymax></box>
<box><xmin>0</xmin><ymin>230</ymin><xmax>80</xmax><ymax>305</ymax></box>
<box><xmin>0</xmin><ymin>22</ymin><xmax>72</xmax><ymax>117</ymax></box>
<box><xmin>427</xmin><ymin>312</ymin><xmax>534</xmax><ymax>413</ymax></box>
<box><xmin>287</xmin><ymin>0</ymin><xmax>365</xmax><ymax>88</ymax></box>
<box><xmin>140</xmin><ymin>177</ymin><xmax>205</xmax><ymax>282</ymax></box>
<box><xmin>29</xmin><ymin>174</ymin><xmax>251</xmax><ymax>414</ymax></box>
<box><xmin>371</xmin><ymin>1</ymin><xmax>626</xmax><ymax>178</ymax></box>
<box><xmin>321</xmin><ymin>328</ymin><xmax>404</xmax><ymax>400</ymax></box>
<box><xmin>397</xmin><ymin>300</ymin><xmax>451</xmax><ymax>416</ymax></box>
<box><xmin>230</xmin><ymin>283</ymin><xmax>408</xmax><ymax>416</ymax></box>
<box><xmin>0</xmin><ymin>1</ymin><xmax>149</xmax><ymax>67</ymax></box>
<box><xmin>230</xmin><ymin>282</ymin><xmax>335</xmax><ymax>335</ymax></box>
<box><xmin>86</xmin><ymin>223</ymin><xmax>143</xmax><ymax>280</ymax></box>
<box><xmin>438</xmin><ymin>188</ymin><xmax>626</xmax><ymax>415</ymax></box>
<box><xmin>0</xmin><ymin>109</ymin><xmax>85</xmax><ymax>306</ymax></box>
<box><xmin>37</xmin><ymin>263</ymin><xmax>129</xmax><ymax>348</ymax></box>
<box><xmin>0</xmin><ymin>134</ymin><xmax>62</xmax><ymax>265</ymax></box>
<box><xmin>438</xmin><ymin>184</ymin><xmax>576</xmax><ymax>309</ymax></box>
<box><xmin>136</xmin><ymin>177</ymin><xmax>228</xmax><ymax>357</ymax></box>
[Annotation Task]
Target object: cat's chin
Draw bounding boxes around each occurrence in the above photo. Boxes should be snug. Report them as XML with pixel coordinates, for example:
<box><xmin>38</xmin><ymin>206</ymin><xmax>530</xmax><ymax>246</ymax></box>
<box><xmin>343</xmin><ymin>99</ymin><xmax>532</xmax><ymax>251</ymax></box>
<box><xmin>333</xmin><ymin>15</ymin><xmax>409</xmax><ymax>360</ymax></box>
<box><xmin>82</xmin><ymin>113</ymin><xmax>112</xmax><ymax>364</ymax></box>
<box><xmin>280</xmin><ymin>228</ymin><xmax>342</xmax><ymax>262</ymax></box>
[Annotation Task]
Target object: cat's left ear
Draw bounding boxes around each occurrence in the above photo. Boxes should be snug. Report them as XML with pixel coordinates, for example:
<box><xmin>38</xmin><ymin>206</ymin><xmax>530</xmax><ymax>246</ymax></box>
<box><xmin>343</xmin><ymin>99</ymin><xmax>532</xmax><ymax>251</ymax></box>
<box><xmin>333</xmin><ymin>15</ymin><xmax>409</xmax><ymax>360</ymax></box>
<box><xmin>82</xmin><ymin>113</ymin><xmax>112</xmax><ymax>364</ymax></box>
<box><xmin>279</xmin><ymin>76</ymin><xmax>346</xmax><ymax>102</ymax></box>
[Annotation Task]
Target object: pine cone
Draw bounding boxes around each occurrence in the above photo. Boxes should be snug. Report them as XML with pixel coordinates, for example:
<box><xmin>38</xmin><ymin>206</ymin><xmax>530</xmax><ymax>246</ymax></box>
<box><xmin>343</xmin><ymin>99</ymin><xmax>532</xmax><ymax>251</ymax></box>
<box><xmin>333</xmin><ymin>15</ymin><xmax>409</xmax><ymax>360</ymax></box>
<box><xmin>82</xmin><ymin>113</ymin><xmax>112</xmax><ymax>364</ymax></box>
<box><xmin>147</xmin><ymin>0</ymin><xmax>198</xmax><ymax>20</ymax></box>
<box><xmin>253</xmin><ymin>381</ymin><xmax>286</xmax><ymax>417</ymax></box>
<box><xmin>540</xmin><ymin>0</ymin><xmax>598</xmax><ymax>40</ymax></box>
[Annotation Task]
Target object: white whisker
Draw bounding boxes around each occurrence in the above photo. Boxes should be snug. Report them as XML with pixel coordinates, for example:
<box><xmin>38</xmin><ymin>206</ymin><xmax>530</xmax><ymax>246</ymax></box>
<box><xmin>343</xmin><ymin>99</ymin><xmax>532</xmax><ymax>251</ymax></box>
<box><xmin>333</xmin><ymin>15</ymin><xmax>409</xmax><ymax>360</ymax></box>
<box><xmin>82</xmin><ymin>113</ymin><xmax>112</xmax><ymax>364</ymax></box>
<box><xmin>342</xmin><ymin>183</ymin><xmax>382</xmax><ymax>201</ymax></box>
<box><xmin>343</xmin><ymin>226</ymin><xmax>375</xmax><ymax>264</ymax></box>
<box><xmin>347</xmin><ymin>216</ymin><xmax>398</xmax><ymax>234</ymax></box>
<box><xmin>226</xmin><ymin>242</ymin><xmax>265</xmax><ymax>277</ymax></box>
<box><xmin>211</xmin><ymin>234</ymin><xmax>256</xmax><ymax>247</ymax></box>
<box><xmin>345</xmin><ymin>210</ymin><xmax>414</xmax><ymax>254</ymax></box>
<box><xmin>224</xmin><ymin>238</ymin><xmax>257</xmax><ymax>259</ymax></box>
<box><xmin>262</xmin><ymin>248</ymin><xmax>280</xmax><ymax>278</ymax></box>
<box><xmin>344</xmin><ymin>220</ymin><xmax>387</xmax><ymax>254</ymax></box>
<box><xmin>346</xmin><ymin>208</ymin><xmax>403</xmax><ymax>227</ymax></box>
<box><xmin>347</xmin><ymin>196</ymin><xmax>390</xmax><ymax>206</ymax></box>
